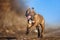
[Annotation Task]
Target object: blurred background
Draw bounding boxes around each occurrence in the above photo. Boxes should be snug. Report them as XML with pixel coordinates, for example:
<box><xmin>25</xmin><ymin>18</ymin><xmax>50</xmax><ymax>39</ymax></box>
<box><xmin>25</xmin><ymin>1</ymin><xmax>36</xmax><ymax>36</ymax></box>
<box><xmin>0</xmin><ymin>0</ymin><xmax>27</xmax><ymax>37</ymax></box>
<box><xmin>0</xmin><ymin>0</ymin><xmax>60</xmax><ymax>40</ymax></box>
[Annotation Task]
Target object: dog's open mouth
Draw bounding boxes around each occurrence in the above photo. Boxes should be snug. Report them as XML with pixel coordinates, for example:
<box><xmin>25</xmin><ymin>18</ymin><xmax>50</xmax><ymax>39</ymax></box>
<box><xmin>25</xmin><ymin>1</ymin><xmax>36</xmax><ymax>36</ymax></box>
<box><xmin>27</xmin><ymin>15</ymin><xmax>31</xmax><ymax>19</ymax></box>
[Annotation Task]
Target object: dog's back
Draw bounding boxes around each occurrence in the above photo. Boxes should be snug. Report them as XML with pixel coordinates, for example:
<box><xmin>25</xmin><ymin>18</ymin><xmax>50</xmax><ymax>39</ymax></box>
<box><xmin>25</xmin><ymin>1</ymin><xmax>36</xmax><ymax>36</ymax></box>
<box><xmin>33</xmin><ymin>14</ymin><xmax>44</xmax><ymax>24</ymax></box>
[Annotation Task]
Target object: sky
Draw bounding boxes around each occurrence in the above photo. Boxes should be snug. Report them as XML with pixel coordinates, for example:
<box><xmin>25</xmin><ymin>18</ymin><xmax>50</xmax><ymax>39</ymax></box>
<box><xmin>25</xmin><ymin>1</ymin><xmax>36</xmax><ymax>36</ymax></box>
<box><xmin>25</xmin><ymin>0</ymin><xmax>60</xmax><ymax>25</ymax></box>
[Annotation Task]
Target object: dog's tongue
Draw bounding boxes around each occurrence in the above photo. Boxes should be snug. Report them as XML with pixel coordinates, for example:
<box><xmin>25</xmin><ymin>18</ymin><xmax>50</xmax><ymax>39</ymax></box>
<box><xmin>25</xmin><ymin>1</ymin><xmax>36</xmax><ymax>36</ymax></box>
<box><xmin>27</xmin><ymin>15</ymin><xmax>31</xmax><ymax>19</ymax></box>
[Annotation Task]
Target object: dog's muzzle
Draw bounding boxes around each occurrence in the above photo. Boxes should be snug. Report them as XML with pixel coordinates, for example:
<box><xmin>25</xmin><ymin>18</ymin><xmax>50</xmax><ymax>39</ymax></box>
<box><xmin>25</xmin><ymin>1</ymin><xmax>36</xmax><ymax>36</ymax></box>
<box><xmin>27</xmin><ymin>15</ymin><xmax>31</xmax><ymax>20</ymax></box>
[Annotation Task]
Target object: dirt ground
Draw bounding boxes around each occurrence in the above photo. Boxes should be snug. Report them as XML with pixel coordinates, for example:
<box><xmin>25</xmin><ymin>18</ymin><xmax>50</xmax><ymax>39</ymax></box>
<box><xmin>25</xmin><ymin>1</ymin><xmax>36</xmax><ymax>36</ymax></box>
<box><xmin>0</xmin><ymin>27</ymin><xmax>60</xmax><ymax>40</ymax></box>
<box><xmin>16</xmin><ymin>28</ymin><xmax>60</xmax><ymax>40</ymax></box>
<box><xmin>4</xmin><ymin>27</ymin><xmax>60</xmax><ymax>40</ymax></box>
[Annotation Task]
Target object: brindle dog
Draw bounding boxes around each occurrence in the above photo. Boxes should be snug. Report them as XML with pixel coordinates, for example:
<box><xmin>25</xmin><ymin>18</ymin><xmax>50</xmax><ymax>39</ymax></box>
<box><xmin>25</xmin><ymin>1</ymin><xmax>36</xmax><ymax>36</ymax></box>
<box><xmin>26</xmin><ymin>8</ymin><xmax>45</xmax><ymax>38</ymax></box>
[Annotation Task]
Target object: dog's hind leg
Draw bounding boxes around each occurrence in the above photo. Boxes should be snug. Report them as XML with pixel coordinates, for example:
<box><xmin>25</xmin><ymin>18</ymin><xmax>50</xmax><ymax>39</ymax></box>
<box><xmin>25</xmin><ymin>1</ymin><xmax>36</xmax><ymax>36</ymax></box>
<box><xmin>36</xmin><ymin>26</ymin><xmax>40</xmax><ymax>38</ymax></box>
<box><xmin>40</xmin><ymin>23</ymin><xmax>44</xmax><ymax>38</ymax></box>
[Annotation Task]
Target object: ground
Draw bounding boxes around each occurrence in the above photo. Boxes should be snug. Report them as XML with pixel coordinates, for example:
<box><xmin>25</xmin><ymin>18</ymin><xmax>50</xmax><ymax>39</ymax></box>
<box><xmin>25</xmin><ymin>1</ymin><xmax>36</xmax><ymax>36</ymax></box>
<box><xmin>12</xmin><ymin>27</ymin><xmax>60</xmax><ymax>40</ymax></box>
<box><xmin>0</xmin><ymin>27</ymin><xmax>60</xmax><ymax>40</ymax></box>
